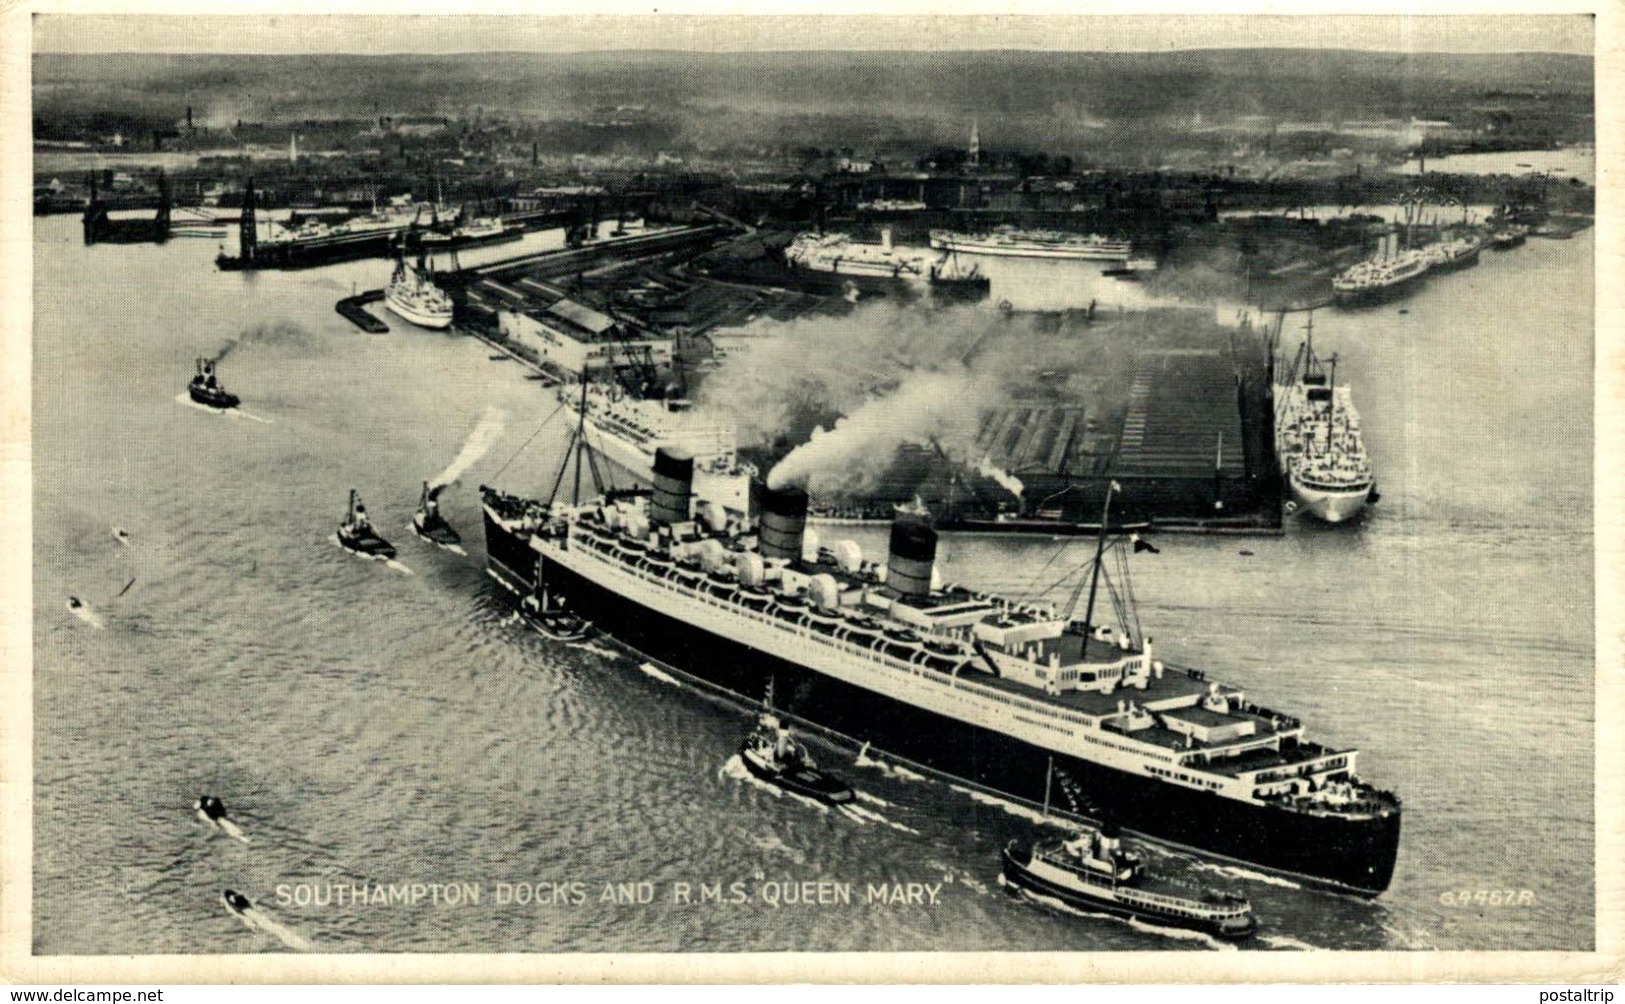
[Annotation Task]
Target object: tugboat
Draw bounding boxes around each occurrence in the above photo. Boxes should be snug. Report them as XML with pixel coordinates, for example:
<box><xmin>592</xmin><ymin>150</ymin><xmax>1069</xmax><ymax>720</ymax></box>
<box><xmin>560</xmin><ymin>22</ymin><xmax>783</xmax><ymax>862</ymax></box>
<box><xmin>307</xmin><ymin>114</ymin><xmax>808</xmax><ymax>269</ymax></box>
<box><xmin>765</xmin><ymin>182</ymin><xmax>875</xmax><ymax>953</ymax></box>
<box><xmin>188</xmin><ymin>358</ymin><xmax>240</xmax><ymax>409</ymax></box>
<box><xmin>336</xmin><ymin>490</ymin><xmax>396</xmax><ymax>559</ymax></box>
<box><xmin>928</xmin><ymin>252</ymin><xmax>991</xmax><ymax>301</ymax></box>
<box><xmin>739</xmin><ymin>689</ymin><xmax>855</xmax><ymax>805</ymax></box>
<box><xmin>221</xmin><ymin>889</ymin><xmax>253</xmax><ymax>918</ymax></box>
<box><xmin>410</xmin><ymin>482</ymin><xmax>462</xmax><ymax>550</ymax></box>
<box><xmin>519</xmin><ymin>585</ymin><xmax>592</xmax><ymax>642</ymax></box>
<box><xmin>1002</xmin><ymin>822</ymin><xmax>1258</xmax><ymax>941</ymax></box>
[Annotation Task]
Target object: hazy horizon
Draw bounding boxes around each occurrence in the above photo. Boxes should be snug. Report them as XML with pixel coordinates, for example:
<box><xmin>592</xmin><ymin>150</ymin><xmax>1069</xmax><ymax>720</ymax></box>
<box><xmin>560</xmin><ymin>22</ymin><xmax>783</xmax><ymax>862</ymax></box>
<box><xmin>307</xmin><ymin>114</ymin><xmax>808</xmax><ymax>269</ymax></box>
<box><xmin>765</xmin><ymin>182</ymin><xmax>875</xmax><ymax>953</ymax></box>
<box><xmin>32</xmin><ymin>13</ymin><xmax>1594</xmax><ymax>57</ymax></box>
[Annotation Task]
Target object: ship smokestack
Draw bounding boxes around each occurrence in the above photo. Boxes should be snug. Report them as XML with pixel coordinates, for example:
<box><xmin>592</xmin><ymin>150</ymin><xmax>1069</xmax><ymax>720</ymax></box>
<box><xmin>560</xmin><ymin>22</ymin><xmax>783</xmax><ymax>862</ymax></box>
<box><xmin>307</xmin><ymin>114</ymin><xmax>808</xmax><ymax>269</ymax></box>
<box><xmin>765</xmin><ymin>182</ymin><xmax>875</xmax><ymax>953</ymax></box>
<box><xmin>887</xmin><ymin>516</ymin><xmax>938</xmax><ymax>598</ymax></box>
<box><xmin>757</xmin><ymin>484</ymin><xmax>809</xmax><ymax>562</ymax></box>
<box><xmin>650</xmin><ymin>446</ymin><xmax>694</xmax><ymax>526</ymax></box>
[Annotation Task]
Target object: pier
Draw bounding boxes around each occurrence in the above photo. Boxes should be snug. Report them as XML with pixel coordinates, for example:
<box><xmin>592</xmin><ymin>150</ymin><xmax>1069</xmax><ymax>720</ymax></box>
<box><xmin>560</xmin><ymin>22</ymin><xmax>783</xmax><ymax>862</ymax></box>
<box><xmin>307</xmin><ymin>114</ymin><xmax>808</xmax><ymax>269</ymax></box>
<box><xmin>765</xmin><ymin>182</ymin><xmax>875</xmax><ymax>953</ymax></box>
<box><xmin>336</xmin><ymin>290</ymin><xmax>390</xmax><ymax>333</ymax></box>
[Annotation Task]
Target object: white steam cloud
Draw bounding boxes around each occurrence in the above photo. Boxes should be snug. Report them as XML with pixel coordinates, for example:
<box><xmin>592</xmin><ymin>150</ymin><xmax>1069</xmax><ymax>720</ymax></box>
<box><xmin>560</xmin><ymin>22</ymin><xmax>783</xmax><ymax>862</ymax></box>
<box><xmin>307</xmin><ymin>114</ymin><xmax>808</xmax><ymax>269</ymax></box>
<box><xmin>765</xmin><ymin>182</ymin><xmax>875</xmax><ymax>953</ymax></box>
<box><xmin>430</xmin><ymin>406</ymin><xmax>508</xmax><ymax>489</ymax></box>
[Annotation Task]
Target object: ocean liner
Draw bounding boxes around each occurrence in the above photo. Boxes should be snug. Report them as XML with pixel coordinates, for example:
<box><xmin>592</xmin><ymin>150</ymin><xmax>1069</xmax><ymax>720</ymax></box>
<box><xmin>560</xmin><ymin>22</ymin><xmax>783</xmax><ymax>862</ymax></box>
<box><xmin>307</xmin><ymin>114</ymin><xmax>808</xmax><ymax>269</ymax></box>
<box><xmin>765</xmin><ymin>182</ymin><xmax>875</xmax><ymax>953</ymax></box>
<box><xmin>560</xmin><ymin>380</ymin><xmax>756</xmax><ymax>515</ymax></box>
<box><xmin>930</xmin><ymin>227</ymin><xmax>1132</xmax><ymax>262</ymax></box>
<box><xmin>481</xmin><ymin>451</ymin><xmax>1402</xmax><ymax>895</ymax></box>
<box><xmin>1273</xmin><ymin>322</ymin><xmax>1375</xmax><ymax>524</ymax></box>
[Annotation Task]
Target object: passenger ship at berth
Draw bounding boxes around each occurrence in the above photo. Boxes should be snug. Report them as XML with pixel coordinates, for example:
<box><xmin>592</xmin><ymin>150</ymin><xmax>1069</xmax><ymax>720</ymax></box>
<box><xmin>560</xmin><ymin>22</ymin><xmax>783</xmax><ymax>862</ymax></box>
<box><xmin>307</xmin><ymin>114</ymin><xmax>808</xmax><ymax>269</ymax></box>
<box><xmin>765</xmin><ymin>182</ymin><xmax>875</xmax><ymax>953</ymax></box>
<box><xmin>481</xmin><ymin>450</ymin><xmax>1403</xmax><ymax>896</ymax></box>
<box><xmin>560</xmin><ymin>381</ymin><xmax>756</xmax><ymax>515</ymax></box>
<box><xmin>929</xmin><ymin>227</ymin><xmax>1132</xmax><ymax>261</ymax></box>
<box><xmin>1273</xmin><ymin>325</ymin><xmax>1375</xmax><ymax>524</ymax></box>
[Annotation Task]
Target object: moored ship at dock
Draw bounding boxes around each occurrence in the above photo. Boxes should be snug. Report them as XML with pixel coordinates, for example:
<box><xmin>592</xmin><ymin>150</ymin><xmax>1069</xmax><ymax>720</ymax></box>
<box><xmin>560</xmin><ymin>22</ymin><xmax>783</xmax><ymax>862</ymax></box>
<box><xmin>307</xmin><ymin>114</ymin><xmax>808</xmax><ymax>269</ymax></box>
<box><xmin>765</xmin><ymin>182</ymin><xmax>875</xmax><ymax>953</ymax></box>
<box><xmin>784</xmin><ymin>230</ymin><xmax>930</xmax><ymax>280</ymax></box>
<box><xmin>1331</xmin><ymin>248</ymin><xmax>1431</xmax><ymax>307</ymax></box>
<box><xmin>384</xmin><ymin>254</ymin><xmax>455</xmax><ymax>330</ymax></box>
<box><xmin>1420</xmin><ymin>233</ymin><xmax>1484</xmax><ymax>272</ymax></box>
<box><xmin>480</xmin><ymin>457</ymin><xmax>1402</xmax><ymax>896</ymax></box>
<box><xmin>1273</xmin><ymin>322</ymin><xmax>1375</xmax><ymax>524</ymax></box>
<box><xmin>560</xmin><ymin>380</ymin><xmax>756</xmax><ymax>515</ymax></box>
<box><xmin>930</xmin><ymin>226</ymin><xmax>1132</xmax><ymax>261</ymax></box>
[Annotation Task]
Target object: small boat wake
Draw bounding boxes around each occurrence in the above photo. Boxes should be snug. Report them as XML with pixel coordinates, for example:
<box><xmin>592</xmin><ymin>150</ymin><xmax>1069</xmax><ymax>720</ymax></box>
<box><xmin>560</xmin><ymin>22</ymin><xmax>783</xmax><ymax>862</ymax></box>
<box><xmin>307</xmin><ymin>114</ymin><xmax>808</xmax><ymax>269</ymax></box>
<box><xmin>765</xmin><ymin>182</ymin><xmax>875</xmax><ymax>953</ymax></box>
<box><xmin>1258</xmin><ymin>933</ymin><xmax>1322</xmax><ymax>951</ymax></box>
<box><xmin>66</xmin><ymin>599</ymin><xmax>105</xmax><ymax>629</ymax></box>
<box><xmin>853</xmin><ymin>743</ymin><xmax>926</xmax><ymax>782</ymax></box>
<box><xmin>1185</xmin><ymin>859</ymin><xmax>1303</xmax><ymax>891</ymax></box>
<box><xmin>1001</xmin><ymin>878</ymin><xmax>1237</xmax><ymax>952</ymax></box>
<box><xmin>637</xmin><ymin>662</ymin><xmax>682</xmax><ymax>687</ymax></box>
<box><xmin>222</xmin><ymin>891</ymin><xmax>312</xmax><ymax>951</ymax></box>
<box><xmin>570</xmin><ymin>641</ymin><xmax>620</xmax><ymax>660</ymax></box>
<box><xmin>837</xmin><ymin>801</ymin><xmax>921</xmax><ymax>835</ymax></box>
<box><xmin>949</xmin><ymin>783</ymin><xmax>1056</xmax><ymax>828</ymax></box>
<box><xmin>173</xmin><ymin>392</ymin><xmax>272</xmax><ymax>423</ymax></box>
<box><xmin>719</xmin><ymin>754</ymin><xmax>830</xmax><ymax>815</ymax></box>
<box><xmin>329</xmin><ymin>535</ymin><xmax>413</xmax><ymax>575</ymax></box>
<box><xmin>925</xmin><ymin>860</ymin><xmax>991</xmax><ymax>896</ymax></box>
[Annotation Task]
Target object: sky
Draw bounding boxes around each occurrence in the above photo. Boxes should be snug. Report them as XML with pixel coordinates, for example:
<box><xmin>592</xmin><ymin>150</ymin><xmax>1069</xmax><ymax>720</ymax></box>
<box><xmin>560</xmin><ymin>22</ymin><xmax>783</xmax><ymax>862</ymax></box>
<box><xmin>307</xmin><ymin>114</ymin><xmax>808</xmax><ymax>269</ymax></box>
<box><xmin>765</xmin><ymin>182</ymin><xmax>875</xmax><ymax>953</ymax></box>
<box><xmin>30</xmin><ymin>10</ymin><xmax>1596</xmax><ymax>56</ymax></box>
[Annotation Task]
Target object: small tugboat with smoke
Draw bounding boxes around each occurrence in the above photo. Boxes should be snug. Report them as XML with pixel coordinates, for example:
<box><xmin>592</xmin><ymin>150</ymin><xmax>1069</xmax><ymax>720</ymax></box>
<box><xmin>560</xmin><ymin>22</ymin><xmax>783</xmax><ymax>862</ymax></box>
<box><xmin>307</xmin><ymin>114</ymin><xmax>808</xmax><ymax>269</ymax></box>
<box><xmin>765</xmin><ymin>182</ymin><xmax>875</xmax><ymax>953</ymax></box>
<box><xmin>188</xmin><ymin>357</ymin><xmax>240</xmax><ymax>410</ymax></box>
<box><xmin>409</xmin><ymin>482</ymin><xmax>464</xmax><ymax>553</ymax></box>
<box><xmin>336</xmin><ymin>490</ymin><xmax>397</xmax><ymax>560</ymax></box>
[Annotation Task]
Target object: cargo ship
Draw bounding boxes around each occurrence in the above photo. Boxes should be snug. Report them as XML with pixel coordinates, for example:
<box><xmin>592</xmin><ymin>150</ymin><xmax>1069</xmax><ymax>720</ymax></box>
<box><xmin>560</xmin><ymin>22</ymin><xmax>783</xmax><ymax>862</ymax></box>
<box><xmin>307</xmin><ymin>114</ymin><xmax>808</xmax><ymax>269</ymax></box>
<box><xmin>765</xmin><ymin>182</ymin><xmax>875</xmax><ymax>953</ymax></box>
<box><xmin>1330</xmin><ymin>248</ymin><xmax>1430</xmax><ymax>307</ymax></box>
<box><xmin>1273</xmin><ymin>320</ymin><xmax>1375</xmax><ymax>524</ymax></box>
<box><xmin>480</xmin><ymin>455</ymin><xmax>1402</xmax><ymax>895</ymax></box>
<box><xmin>930</xmin><ymin>227</ymin><xmax>1132</xmax><ymax>262</ymax></box>
<box><xmin>384</xmin><ymin>255</ymin><xmax>455</xmax><ymax>330</ymax></box>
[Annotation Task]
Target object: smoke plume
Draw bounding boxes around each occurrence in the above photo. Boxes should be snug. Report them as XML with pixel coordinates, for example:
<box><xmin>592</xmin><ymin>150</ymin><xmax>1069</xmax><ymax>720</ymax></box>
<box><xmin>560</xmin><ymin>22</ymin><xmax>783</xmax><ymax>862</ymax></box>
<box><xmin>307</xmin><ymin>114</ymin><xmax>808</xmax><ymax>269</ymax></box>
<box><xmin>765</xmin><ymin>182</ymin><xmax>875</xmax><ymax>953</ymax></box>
<box><xmin>698</xmin><ymin>302</ymin><xmax>1108</xmax><ymax>495</ymax></box>
<box><xmin>214</xmin><ymin>319</ymin><xmax>313</xmax><ymax>361</ymax></box>
<box><xmin>429</xmin><ymin>406</ymin><xmax>508</xmax><ymax>489</ymax></box>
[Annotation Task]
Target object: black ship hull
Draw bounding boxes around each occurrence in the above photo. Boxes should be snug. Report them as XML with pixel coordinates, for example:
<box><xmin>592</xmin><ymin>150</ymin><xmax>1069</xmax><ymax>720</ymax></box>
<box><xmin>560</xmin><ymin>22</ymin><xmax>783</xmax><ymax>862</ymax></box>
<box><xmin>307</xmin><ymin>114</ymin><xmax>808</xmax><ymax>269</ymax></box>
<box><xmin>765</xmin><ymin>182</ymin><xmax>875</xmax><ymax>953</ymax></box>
<box><xmin>483</xmin><ymin>513</ymin><xmax>1400</xmax><ymax>896</ymax></box>
<box><xmin>739</xmin><ymin>744</ymin><xmax>856</xmax><ymax>804</ymax></box>
<box><xmin>338</xmin><ymin>530</ymin><xmax>396</xmax><ymax>559</ymax></box>
<box><xmin>1000</xmin><ymin>843</ymin><xmax>1257</xmax><ymax>940</ymax></box>
<box><xmin>412</xmin><ymin>513</ymin><xmax>462</xmax><ymax>547</ymax></box>
<box><xmin>420</xmin><ymin>229</ymin><xmax>524</xmax><ymax>252</ymax></box>
<box><xmin>188</xmin><ymin>383</ymin><xmax>240</xmax><ymax>409</ymax></box>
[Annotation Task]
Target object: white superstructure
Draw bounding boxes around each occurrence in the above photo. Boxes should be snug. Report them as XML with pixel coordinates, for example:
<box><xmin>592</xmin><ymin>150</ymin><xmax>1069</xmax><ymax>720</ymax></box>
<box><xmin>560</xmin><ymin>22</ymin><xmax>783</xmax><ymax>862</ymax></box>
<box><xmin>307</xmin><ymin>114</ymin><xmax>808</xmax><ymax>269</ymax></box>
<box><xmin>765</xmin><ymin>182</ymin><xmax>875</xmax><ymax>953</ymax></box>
<box><xmin>930</xmin><ymin>226</ymin><xmax>1132</xmax><ymax>261</ymax></box>
<box><xmin>561</xmin><ymin>383</ymin><xmax>756</xmax><ymax>513</ymax></box>
<box><xmin>384</xmin><ymin>257</ymin><xmax>454</xmax><ymax>330</ymax></box>
<box><xmin>784</xmin><ymin>230</ymin><xmax>930</xmax><ymax>278</ymax></box>
<box><xmin>1273</xmin><ymin>335</ymin><xmax>1373</xmax><ymax>523</ymax></box>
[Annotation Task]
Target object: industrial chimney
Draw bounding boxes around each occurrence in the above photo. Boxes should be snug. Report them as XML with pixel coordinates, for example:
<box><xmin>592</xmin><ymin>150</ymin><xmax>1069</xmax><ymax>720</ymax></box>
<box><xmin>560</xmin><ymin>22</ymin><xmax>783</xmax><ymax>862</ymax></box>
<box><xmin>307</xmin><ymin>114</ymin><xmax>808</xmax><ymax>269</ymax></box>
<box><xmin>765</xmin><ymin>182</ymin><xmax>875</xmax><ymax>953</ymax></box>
<box><xmin>887</xmin><ymin>516</ymin><xmax>938</xmax><ymax>598</ymax></box>
<box><xmin>757</xmin><ymin>484</ymin><xmax>809</xmax><ymax>562</ymax></box>
<box><xmin>649</xmin><ymin>446</ymin><xmax>694</xmax><ymax>526</ymax></box>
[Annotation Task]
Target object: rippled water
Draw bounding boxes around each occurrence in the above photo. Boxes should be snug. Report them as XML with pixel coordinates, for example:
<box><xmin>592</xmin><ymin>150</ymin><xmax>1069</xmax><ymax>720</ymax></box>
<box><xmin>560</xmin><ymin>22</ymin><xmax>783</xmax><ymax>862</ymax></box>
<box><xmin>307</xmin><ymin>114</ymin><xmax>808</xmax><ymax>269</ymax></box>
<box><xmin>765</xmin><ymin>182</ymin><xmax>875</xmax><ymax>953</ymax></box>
<box><xmin>33</xmin><ymin>216</ymin><xmax>1592</xmax><ymax>953</ymax></box>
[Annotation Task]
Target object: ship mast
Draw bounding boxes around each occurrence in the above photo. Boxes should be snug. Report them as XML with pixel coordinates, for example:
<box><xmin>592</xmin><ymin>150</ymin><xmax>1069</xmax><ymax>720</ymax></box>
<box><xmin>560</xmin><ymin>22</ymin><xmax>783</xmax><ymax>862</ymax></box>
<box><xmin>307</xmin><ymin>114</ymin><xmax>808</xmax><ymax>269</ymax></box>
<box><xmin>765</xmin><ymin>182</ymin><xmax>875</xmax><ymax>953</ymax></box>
<box><xmin>1077</xmin><ymin>479</ymin><xmax>1119</xmax><ymax>661</ymax></box>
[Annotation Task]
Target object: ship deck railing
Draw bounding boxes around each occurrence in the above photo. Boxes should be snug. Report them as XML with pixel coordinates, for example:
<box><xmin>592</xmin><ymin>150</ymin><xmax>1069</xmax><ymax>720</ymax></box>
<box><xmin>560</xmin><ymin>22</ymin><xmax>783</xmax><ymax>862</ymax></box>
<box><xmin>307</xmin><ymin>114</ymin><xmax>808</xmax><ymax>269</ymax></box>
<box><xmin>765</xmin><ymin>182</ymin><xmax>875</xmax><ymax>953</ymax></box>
<box><xmin>570</xmin><ymin>531</ymin><xmax>1189</xmax><ymax>749</ymax></box>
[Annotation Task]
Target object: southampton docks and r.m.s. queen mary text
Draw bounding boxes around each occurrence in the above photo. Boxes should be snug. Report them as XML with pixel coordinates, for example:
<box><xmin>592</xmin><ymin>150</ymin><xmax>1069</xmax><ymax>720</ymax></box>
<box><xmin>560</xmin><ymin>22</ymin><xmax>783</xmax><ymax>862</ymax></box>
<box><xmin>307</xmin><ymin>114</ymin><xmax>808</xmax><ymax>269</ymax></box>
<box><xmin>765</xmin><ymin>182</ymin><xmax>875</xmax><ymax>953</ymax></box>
<box><xmin>28</xmin><ymin>13</ymin><xmax>1596</xmax><ymax>958</ymax></box>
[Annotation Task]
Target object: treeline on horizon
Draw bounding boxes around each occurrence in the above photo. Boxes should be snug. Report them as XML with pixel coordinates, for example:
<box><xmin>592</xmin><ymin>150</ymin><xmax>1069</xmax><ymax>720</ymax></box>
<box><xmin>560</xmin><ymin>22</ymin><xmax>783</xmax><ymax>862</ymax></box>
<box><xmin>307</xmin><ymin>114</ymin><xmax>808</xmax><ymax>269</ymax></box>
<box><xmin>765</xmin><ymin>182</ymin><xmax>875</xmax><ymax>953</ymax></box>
<box><xmin>33</xmin><ymin>48</ymin><xmax>1594</xmax><ymax>156</ymax></box>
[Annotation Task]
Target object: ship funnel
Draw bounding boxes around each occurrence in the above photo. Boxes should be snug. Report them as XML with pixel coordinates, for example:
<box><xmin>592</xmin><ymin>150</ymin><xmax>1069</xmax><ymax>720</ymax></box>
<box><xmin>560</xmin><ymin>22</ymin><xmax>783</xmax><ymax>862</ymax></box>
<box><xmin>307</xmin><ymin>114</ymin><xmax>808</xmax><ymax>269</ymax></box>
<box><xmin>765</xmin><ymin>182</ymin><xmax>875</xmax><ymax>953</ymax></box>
<box><xmin>650</xmin><ymin>446</ymin><xmax>694</xmax><ymax>526</ymax></box>
<box><xmin>887</xmin><ymin>516</ymin><xmax>938</xmax><ymax>598</ymax></box>
<box><xmin>757</xmin><ymin>484</ymin><xmax>809</xmax><ymax>562</ymax></box>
